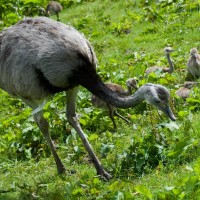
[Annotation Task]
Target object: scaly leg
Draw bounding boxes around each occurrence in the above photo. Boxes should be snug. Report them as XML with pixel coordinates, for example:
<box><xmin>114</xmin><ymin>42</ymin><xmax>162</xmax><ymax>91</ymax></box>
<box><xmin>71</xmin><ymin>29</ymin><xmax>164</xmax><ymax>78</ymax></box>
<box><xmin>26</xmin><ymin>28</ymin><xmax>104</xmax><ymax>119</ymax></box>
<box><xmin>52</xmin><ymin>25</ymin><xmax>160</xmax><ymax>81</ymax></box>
<box><xmin>115</xmin><ymin>111</ymin><xmax>131</xmax><ymax>125</ymax></box>
<box><xmin>107</xmin><ymin>104</ymin><xmax>117</xmax><ymax>129</ymax></box>
<box><xmin>107</xmin><ymin>104</ymin><xmax>131</xmax><ymax>128</ymax></box>
<box><xmin>22</xmin><ymin>98</ymin><xmax>66</xmax><ymax>174</ymax></box>
<box><xmin>66</xmin><ymin>88</ymin><xmax>112</xmax><ymax>180</ymax></box>
<box><xmin>34</xmin><ymin>111</ymin><xmax>66</xmax><ymax>174</ymax></box>
<box><xmin>56</xmin><ymin>13</ymin><xmax>60</xmax><ymax>21</ymax></box>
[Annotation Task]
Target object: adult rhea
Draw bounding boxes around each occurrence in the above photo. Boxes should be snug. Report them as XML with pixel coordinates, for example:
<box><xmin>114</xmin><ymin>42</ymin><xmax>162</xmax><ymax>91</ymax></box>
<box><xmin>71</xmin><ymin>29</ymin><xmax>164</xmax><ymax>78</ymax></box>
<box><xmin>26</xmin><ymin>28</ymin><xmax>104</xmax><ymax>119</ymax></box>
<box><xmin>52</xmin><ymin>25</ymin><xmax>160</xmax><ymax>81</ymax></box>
<box><xmin>0</xmin><ymin>17</ymin><xmax>176</xmax><ymax>180</ymax></box>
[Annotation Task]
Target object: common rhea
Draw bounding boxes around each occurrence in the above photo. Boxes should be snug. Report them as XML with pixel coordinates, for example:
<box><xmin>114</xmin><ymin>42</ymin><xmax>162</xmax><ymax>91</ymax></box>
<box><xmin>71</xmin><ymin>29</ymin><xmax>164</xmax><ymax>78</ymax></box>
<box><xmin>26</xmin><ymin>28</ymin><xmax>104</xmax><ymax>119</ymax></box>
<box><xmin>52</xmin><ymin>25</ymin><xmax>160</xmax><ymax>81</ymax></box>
<box><xmin>176</xmin><ymin>81</ymin><xmax>198</xmax><ymax>99</ymax></box>
<box><xmin>0</xmin><ymin>17</ymin><xmax>176</xmax><ymax>180</ymax></box>
<box><xmin>91</xmin><ymin>78</ymin><xmax>138</xmax><ymax>129</ymax></box>
<box><xmin>46</xmin><ymin>1</ymin><xmax>63</xmax><ymax>21</ymax></box>
<box><xmin>145</xmin><ymin>47</ymin><xmax>174</xmax><ymax>76</ymax></box>
<box><xmin>187</xmin><ymin>48</ymin><xmax>200</xmax><ymax>79</ymax></box>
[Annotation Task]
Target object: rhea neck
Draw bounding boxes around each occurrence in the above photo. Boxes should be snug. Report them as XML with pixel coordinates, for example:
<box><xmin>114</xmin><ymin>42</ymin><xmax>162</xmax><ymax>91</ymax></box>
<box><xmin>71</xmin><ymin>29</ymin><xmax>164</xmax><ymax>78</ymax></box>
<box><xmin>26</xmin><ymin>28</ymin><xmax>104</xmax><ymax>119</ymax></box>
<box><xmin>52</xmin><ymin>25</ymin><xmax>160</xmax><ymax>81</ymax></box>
<box><xmin>95</xmin><ymin>83</ymin><xmax>145</xmax><ymax>108</ymax></box>
<box><xmin>81</xmin><ymin>77</ymin><xmax>145</xmax><ymax>109</ymax></box>
<box><xmin>166</xmin><ymin>53</ymin><xmax>174</xmax><ymax>73</ymax></box>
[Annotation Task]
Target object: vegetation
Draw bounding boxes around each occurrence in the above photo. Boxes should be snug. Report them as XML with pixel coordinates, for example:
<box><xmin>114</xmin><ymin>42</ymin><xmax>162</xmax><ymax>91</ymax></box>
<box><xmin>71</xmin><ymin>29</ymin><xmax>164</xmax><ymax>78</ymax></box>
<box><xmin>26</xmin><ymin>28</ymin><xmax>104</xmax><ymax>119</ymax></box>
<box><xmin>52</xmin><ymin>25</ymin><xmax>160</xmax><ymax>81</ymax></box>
<box><xmin>0</xmin><ymin>0</ymin><xmax>200</xmax><ymax>199</ymax></box>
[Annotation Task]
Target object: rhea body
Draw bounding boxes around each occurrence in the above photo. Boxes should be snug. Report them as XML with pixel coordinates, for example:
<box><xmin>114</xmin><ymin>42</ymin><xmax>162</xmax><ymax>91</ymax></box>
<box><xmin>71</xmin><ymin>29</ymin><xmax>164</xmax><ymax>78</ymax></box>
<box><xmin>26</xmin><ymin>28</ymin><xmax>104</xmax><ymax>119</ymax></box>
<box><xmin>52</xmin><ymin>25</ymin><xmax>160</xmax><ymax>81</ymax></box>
<box><xmin>46</xmin><ymin>1</ymin><xmax>63</xmax><ymax>21</ymax></box>
<box><xmin>176</xmin><ymin>81</ymin><xmax>198</xmax><ymax>99</ymax></box>
<box><xmin>145</xmin><ymin>47</ymin><xmax>174</xmax><ymax>76</ymax></box>
<box><xmin>0</xmin><ymin>17</ymin><xmax>176</xmax><ymax>180</ymax></box>
<box><xmin>91</xmin><ymin>78</ymin><xmax>138</xmax><ymax>129</ymax></box>
<box><xmin>187</xmin><ymin>48</ymin><xmax>200</xmax><ymax>79</ymax></box>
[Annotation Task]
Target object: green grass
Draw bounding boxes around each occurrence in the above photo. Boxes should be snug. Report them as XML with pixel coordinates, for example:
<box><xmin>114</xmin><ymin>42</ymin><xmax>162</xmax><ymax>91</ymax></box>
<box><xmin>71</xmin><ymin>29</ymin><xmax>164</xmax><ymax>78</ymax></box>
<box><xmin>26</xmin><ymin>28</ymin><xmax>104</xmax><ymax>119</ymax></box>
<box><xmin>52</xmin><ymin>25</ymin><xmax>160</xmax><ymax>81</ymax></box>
<box><xmin>1</xmin><ymin>0</ymin><xmax>200</xmax><ymax>199</ymax></box>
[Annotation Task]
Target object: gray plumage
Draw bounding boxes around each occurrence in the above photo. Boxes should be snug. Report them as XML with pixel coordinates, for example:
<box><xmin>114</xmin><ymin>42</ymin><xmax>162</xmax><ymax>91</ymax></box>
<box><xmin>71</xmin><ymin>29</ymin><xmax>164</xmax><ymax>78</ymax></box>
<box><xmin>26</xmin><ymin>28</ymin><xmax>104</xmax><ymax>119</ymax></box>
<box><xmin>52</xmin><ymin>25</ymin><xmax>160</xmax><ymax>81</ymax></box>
<box><xmin>0</xmin><ymin>17</ymin><xmax>176</xmax><ymax>180</ymax></box>
<box><xmin>91</xmin><ymin>78</ymin><xmax>138</xmax><ymax>129</ymax></box>
<box><xmin>46</xmin><ymin>1</ymin><xmax>63</xmax><ymax>21</ymax></box>
<box><xmin>187</xmin><ymin>48</ymin><xmax>200</xmax><ymax>79</ymax></box>
<box><xmin>145</xmin><ymin>47</ymin><xmax>174</xmax><ymax>76</ymax></box>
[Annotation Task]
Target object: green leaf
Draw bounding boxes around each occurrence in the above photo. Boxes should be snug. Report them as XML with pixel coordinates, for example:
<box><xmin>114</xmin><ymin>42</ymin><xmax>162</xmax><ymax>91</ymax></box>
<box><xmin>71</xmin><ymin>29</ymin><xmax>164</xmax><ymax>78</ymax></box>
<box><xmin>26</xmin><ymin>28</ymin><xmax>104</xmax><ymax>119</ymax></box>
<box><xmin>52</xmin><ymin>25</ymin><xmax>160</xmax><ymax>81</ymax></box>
<box><xmin>178</xmin><ymin>111</ymin><xmax>188</xmax><ymax>118</ymax></box>
<box><xmin>179</xmin><ymin>191</ymin><xmax>186</xmax><ymax>199</ymax></box>
<box><xmin>72</xmin><ymin>187</ymin><xmax>84</xmax><ymax>195</ymax></box>
<box><xmin>184</xmin><ymin>176</ymin><xmax>198</xmax><ymax>192</ymax></box>
<box><xmin>165</xmin><ymin>186</ymin><xmax>174</xmax><ymax>191</ymax></box>
<box><xmin>164</xmin><ymin>121</ymin><xmax>180</xmax><ymax>131</ymax></box>
<box><xmin>136</xmin><ymin>153</ymin><xmax>146</xmax><ymax>171</ymax></box>
<box><xmin>89</xmin><ymin>134</ymin><xmax>98</xmax><ymax>141</ymax></box>
<box><xmin>186</xmin><ymin>98</ymin><xmax>200</xmax><ymax>104</ymax></box>
<box><xmin>93</xmin><ymin>178</ymin><xmax>101</xmax><ymax>185</ymax></box>
<box><xmin>74</xmin><ymin>146</ymin><xmax>81</xmax><ymax>153</ymax></box>
<box><xmin>173</xmin><ymin>188</ymin><xmax>181</xmax><ymax>195</ymax></box>
<box><xmin>23</xmin><ymin>0</ymin><xmax>41</xmax><ymax>4</ymax></box>
<box><xmin>167</xmin><ymin>137</ymin><xmax>195</xmax><ymax>159</ymax></box>
<box><xmin>84</xmin><ymin>107</ymin><xmax>93</xmax><ymax>114</ymax></box>
<box><xmin>109</xmin><ymin>181</ymin><xmax>119</xmax><ymax>191</ymax></box>
<box><xmin>135</xmin><ymin>185</ymin><xmax>153</xmax><ymax>199</ymax></box>
<box><xmin>193</xmin><ymin>158</ymin><xmax>200</xmax><ymax>175</ymax></box>
<box><xmin>43</xmin><ymin>112</ymin><xmax>50</xmax><ymax>119</ymax></box>
<box><xmin>100</xmin><ymin>144</ymin><xmax>114</xmax><ymax>158</ymax></box>
<box><xmin>5</xmin><ymin>13</ymin><xmax>19</xmax><ymax>20</ymax></box>
<box><xmin>3</xmin><ymin>132</ymin><xmax>16</xmax><ymax>141</ymax></box>
<box><xmin>113</xmin><ymin>191</ymin><xmax>124</xmax><ymax>200</ymax></box>
<box><xmin>79</xmin><ymin>118</ymin><xmax>87</xmax><ymax>126</ymax></box>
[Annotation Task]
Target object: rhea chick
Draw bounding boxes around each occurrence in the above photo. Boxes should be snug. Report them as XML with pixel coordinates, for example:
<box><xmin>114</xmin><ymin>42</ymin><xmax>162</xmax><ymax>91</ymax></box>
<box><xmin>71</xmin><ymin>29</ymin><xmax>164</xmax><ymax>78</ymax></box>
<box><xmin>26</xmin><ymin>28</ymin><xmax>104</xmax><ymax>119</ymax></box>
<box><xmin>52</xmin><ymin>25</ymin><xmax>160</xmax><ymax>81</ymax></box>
<box><xmin>187</xmin><ymin>48</ymin><xmax>200</xmax><ymax>79</ymax></box>
<box><xmin>145</xmin><ymin>47</ymin><xmax>174</xmax><ymax>76</ymax></box>
<box><xmin>176</xmin><ymin>81</ymin><xmax>198</xmax><ymax>99</ymax></box>
<box><xmin>91</xmin><ymin>78</ymin><xmax>138</xmax><ymax>129</ymax></box>
<box><xmin>46</xmin><ymin>1</ymin><xmax>63</xmax><ymax>21</ymax></box>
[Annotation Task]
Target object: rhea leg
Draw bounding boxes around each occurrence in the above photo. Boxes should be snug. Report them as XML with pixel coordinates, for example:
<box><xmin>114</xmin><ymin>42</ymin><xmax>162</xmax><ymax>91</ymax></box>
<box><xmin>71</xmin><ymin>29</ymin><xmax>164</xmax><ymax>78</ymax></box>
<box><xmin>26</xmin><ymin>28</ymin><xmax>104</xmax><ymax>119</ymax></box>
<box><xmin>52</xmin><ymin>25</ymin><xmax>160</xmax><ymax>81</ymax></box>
<box><xmin>33</xmin><ymin>111</ymin><xmax>66</xmax><ymax>174</ymax></box>
<box><xmin>22</xmin><ymin>98</ymin><xmax>66</xmax><ymax>174</ymax></box>
<box><xmin>107</xmin><ymin>104</ymin><xmax>117</xmax><ymax>129</ymax></box>
<box><xmin>66</xmin><ymin>88</ymin><xmax>112</xmax><ymax>180</ymax></box>
<box><xmin>107</xmin><ymin>104</ymin><xmax>131</xmax><ymax>129</ymax></box>
<box><xmin>115</xmin><ymin>111</ymin><xmax>131</xmax><ymax>124</ymax></box>
<box><xmin>56</xmin><ymin>13</ymin><xmax>60</xmax><ymax>21</ymax></box>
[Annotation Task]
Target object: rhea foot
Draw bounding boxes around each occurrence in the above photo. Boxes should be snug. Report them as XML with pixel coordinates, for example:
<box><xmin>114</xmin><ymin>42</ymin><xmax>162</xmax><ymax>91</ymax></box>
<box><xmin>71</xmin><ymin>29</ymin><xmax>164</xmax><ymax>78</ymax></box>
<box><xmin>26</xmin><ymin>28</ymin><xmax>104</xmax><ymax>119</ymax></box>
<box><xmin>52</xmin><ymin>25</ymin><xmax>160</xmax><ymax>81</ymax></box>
<box><xmin>97</xmin><ymin>169</ymin><xmax>112</xmax><ymax>181</ymax></box>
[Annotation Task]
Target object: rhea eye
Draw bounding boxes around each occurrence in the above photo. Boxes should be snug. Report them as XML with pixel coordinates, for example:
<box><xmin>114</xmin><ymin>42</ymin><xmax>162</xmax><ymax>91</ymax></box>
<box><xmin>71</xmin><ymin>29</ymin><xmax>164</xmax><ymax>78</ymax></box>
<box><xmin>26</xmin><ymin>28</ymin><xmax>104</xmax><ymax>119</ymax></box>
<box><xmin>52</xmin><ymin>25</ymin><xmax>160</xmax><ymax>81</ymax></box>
<box><xmin>155</xmin><ymin>99</ymin><xmax>161</xmax><ymax>104</ymax></box>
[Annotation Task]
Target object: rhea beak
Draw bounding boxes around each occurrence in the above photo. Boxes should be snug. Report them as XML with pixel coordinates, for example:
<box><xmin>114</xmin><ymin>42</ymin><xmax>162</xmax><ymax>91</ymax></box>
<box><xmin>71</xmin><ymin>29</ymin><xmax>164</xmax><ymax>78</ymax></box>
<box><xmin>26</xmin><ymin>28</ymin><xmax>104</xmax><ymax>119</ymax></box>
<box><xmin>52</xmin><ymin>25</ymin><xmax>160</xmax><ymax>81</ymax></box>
<box><xmin>164</xmin><ymin>105</ymin><xmax>176</xmax><ymax>121</ymax></box>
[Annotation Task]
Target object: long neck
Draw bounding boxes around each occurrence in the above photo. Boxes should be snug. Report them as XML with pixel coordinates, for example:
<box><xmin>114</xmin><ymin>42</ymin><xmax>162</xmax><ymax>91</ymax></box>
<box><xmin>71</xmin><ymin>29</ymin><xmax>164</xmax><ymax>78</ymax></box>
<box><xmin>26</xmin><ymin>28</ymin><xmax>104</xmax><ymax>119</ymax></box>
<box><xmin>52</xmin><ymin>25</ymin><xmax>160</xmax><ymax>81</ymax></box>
<box><xmin>166</xmin><ymin>53</ymin><xmax>174</xmax><ymax>73</ymax></box>
<box><xmin>76</xmin><ymin>54</ymin><xmax>145</xmax><ymax>108</ymax></box>
<box><xmin>80</xmin><ymin>75</ymin><xmax>144</xmax><ymax>109</ymax></box>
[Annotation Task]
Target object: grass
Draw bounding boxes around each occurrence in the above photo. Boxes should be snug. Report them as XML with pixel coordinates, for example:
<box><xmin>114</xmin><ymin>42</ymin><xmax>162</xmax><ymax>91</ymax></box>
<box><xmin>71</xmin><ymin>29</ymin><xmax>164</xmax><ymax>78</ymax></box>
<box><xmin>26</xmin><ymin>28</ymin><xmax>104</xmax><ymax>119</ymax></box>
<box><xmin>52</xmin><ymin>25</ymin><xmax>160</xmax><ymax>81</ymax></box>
<box><xmin>1</xmin><ymin>0</ymin><xmax>200</xmax><ymax>199</ymax></box>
